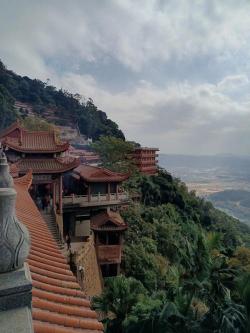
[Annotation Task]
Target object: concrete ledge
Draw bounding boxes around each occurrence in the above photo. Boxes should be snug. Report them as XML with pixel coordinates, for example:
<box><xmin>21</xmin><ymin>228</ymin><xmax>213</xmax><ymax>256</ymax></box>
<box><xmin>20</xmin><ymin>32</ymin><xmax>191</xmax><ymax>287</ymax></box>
<box><xmin>0</xmin><ymin>306</ymin><xmax>33</xmax><ymax>333</ymax></box>
<box><xmin>0</xmin><ymin>263</ymin><xmax>32</xmax><ymax>311</ymax></box>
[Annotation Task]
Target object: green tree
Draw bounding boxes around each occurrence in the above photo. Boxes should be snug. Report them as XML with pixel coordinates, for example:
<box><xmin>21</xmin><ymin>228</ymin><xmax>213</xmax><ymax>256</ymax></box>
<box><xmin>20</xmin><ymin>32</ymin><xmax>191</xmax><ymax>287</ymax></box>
<box><xmin>21</xmin><ymin>116</ymin><xmax>56</xmax><ymax>132</ymax></box>
<box><xmin>237</xmin><ymin>273</ymin><xmax>250</xmax><ymax>331</ymax></box>
<box><xmin>92</xmin><ymin>275</ymin><xmax>147</xmax><ymax>333</ymax></box>
<box><xmin>0</xmin><ymin>84</ymin><xmax>17</xmax><ymax>130</ymax></box>
<box><xmin>91</xmin><ymin>136</ymin><xmax>136</xmax><ymax>173</ymax></box>
<box><xmin>0</xmin><ymin>59</ymin><xmax>125</xmax><ymax>140</ymax></box>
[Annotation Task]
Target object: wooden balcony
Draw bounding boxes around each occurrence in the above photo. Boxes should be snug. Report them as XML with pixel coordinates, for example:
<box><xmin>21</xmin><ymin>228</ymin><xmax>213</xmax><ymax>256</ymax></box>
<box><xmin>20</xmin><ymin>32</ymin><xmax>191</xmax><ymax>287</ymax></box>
<box><xmin>63</xmin><ymin>192</ymin><xmax>129</xmax><ymax>208</ymax></box>
<box><xmin>96</xmin><ymin>245</ymin><xmax>122</xmax><ymax>264</ymax></box>
<box><xmin>138</xmin><ymin>165</ymin><xmax>158</xmax><ymax>175</ymax></box>
<box><xmin>135</xmin><ymin>160</ymin><xmax>158</xmax><ymax>166</ymax></box>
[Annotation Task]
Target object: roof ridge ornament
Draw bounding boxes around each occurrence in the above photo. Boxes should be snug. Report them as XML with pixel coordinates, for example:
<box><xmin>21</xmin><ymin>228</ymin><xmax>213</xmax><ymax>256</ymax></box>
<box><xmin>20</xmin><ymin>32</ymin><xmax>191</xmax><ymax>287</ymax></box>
<box><xmin>0</xmin><ymin>147</ymin><xmax>14</xmax><ymax>188</ymax></box>
<box><xmin>0</xmin><ymin>150</ymin><xmax>30</xmax><ymax>273</ymax></box>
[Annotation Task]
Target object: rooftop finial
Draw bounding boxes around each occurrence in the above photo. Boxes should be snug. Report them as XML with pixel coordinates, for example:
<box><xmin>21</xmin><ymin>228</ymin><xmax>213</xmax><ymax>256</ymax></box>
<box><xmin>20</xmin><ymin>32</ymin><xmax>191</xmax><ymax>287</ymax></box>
<box><xmin>0</xmin><ymin>149</ymin><xmax>13</xmax><ymax>188</ymax></box>
<box><xmin>0</xmin><ymin>144</ymin><xmax>4</xmax><ymax>156</ymax></box>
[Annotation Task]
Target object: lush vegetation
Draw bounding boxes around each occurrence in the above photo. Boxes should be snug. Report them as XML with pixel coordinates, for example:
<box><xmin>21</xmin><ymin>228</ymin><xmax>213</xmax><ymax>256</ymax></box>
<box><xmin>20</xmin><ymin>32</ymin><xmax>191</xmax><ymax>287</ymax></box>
<box><xmin>0</xmin><ymin>60</ymin><xmax>124</xmax><ymax>139</ymax></box>
<box><xmin>0</xmin><ymin>83</ymin><xmax>18</xmax><ymax>130</ymax></box>
<box><xmin>21</xmin><ymin>116</ymin><xmax>56</xmax><ymax>132</ymax></box>
<box><xmin>91</xmin><ymin>136</ymin><xmax>137</xmax><ymax>173</ymax></box>
<box><xmin>93</xmin><ymin>169</ymin><xmax>250</xmax><ymax>333</ymax></box>
<box><xmin>2</xmin><ymin>59</ymin><xmax>249</xmax><ymax>333</ymax></box>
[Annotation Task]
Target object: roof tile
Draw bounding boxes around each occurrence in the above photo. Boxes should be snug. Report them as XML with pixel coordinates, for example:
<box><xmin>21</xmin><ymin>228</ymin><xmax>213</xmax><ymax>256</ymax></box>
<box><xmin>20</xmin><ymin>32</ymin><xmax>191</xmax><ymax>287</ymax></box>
<box><xmin>32</xmin><ymin>309</ymin><xmax>103</xmax><ymax>331</ymax></box>
<box><xmin>1</xmin><ymin>122</ymin><xmax>69</xmax><ymax>153</ymax></box>
<box><xmin>91</xmin><ymin>211</ymin><xmax>127</xmax><ymax>231</ymax></box>
<box><xmin>74</xmin><ymin>164</ymin><xmax>129</xmax><ymax>182</ymax></box>
<box><xmin>15</xmin><ymin>157</ymin><xmax>80</xmax><ymax>174</ymax></box>
<box><xmin>14</xmin><ymin>175</ymin><xmax>103</xmax><ymax>332</ymax></box>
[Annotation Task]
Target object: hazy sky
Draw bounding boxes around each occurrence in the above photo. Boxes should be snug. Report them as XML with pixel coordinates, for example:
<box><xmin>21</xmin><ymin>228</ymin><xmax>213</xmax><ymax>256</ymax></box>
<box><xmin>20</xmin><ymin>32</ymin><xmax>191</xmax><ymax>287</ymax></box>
<box><xmin>1</xmin><ymin>0</ymin><xmax>250</xmax><ymax>154</ymax></box>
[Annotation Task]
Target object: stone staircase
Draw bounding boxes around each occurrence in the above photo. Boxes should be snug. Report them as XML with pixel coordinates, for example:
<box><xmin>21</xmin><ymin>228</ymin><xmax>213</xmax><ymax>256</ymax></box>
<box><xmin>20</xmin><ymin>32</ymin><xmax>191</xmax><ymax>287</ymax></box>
<box><xmin>41</xmin><ymin>211</ymin><xmax>64</xmax><ymax>250</ymax></box>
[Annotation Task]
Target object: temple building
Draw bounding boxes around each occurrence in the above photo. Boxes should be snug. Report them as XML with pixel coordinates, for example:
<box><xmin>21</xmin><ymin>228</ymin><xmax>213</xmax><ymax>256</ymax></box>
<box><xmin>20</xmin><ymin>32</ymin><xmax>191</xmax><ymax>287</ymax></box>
<box><xmin>68</xmin><ymin>145</ymin><xmax>100</xmax><ymax>166</ymax></box>
<box><xmin>91</xmin><ymin>211</ymin><xmax>127</xmax><ymax>277</ymax></box>
<box><xmin>63</xmin><ymin>165</ymin><xmax>129</xmax><ymax>240</ymax></box>
<box><xmin>0</xmin><ymin>122</ymin><xmax>130</xmax><ymax>280</ymax></box>
<box><xmin>133</xmin><ymin>147</ymin><xmax>159</xmax><ymax>175</ymax></box>
<box><xmin>0</xmin><ymin>122</ymin><xmax>79</xmax><ymax>214</ymax></box>
<box><xmin>62</xmin><ymin>165</ymin><xmax>129</xmax><ymax>277</ymax></box>
<box><xmin>0</xmin><ymin>152</ymin><xmax>103</xmax><ymax>333</ymax></box>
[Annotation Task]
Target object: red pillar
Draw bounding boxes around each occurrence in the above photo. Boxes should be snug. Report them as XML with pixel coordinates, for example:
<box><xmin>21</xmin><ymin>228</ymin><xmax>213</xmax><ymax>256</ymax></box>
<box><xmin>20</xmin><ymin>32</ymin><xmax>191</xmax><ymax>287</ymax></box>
<box><xmin>52</xmin><ymin>181</ymin><xmax>56</xmax><ymax>210</ymax></box>
<box><xmin>108</xmin><ymin>183</ymin><xmax>111</xmax><ymax>201</ymax></box>
<box><xmin>88</xmin><ymin>184</ymin><xmax>91</xmax><ymax>202</ymax></box>
<box><xmin>59</xmin><ymin>175</ymin><xmax>63</xmax><ymax>215</ymax></box>
<box><xmin>116</xmin><ymin>184</ymin><xmax>119</xmax><ymax>200</ymax></box>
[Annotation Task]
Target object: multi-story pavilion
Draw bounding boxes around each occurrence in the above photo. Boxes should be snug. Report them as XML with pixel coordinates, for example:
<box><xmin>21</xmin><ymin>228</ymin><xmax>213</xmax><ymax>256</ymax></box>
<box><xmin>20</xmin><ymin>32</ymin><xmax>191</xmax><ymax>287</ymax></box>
<box><xmin>62</xmin><ymin>165</ymin><xmax>129</xmax><ymax>240</ymax></box>
<box><xmin>133</xmin><ymin>147</ymin><xmax>159</xmax><ymax>175</ymax></box>
<box><xmin>0</xmin><ymin>121</ymin><xmax>79</xmax><ymax>214</ymax></box>
<box><xmin>91</xmin><ymin>210</ymin><xmax>127</xmax><ymax>277</ymax></box>
<box><xmin>63</xmin><ymin>165</ymin><xmax>129</xmax><ymax>278</ymax></box>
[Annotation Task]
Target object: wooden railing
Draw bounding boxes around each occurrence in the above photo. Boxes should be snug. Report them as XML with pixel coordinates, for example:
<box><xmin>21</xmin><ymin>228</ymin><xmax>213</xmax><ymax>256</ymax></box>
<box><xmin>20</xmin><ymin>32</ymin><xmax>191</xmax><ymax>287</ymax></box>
<box><xmin>63</xmin><ymin>192</ymin><xmax>129</xmax><ymax>206</ymax></box>
<box><xmin>96</xmin><ymin>245</ymin><xmax>122</xmax><ymax>264</ymax></box>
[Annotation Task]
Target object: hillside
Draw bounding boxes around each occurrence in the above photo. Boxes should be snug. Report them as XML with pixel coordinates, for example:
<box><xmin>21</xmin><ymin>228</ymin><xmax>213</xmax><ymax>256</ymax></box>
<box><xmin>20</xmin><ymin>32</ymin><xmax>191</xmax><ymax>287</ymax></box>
<box><xmin>0</xmin><ymin>60</ymin><xmax>124</xmax><ymax>140</ymax></box>
<box><xmin>159</xmin><ymin>154</ymin><xmax>250</xmax><ymax>229</ymax></box>
<box><xmin>92</xmin><ymin>164</ymin><xmax>250</xmax><ymax>332</ymax></box>
<box><xmin>209</xmin><ymin>190</ymin><xmax>250</xmax><ymax>227</ymax></box>
<box><xmin>2</xmin><ymin>60</ymin><xmax>250</xmax><ymax>332</ymax></box>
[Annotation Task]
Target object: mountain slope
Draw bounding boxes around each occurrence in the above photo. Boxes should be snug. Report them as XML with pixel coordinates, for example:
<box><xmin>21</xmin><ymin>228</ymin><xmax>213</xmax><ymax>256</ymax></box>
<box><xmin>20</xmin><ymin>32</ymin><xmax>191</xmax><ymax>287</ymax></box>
<box><xmin>209</xmin><ymin>189</ymin><xmax>250</xmax><ymax>226</ymax></box>
<box><xmin>93</xmin><ymin>169</ymin><xmax>250</xmax><ymax>332</ymax></box>
<box><xmin>0</xmin><ymin>60</ymin><xmax>124</xmax><ymax>140</ymax></box>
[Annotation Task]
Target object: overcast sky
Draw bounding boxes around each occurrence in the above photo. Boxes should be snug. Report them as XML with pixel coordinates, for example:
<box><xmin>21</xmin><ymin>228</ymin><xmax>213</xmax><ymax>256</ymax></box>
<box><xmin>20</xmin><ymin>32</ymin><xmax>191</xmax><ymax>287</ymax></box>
<box><xmin>1</xmin><ymin>0</ymin><xmax>250</xmax><ymax>155</ymax></box>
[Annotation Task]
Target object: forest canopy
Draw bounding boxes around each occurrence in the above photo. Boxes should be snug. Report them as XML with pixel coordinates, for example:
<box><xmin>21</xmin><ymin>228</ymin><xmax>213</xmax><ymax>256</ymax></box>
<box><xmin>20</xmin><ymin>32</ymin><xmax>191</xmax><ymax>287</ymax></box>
<box><xmin>93</xmin><ymin>163</ymin><xmax>250</xmax><ymax>332</ymax></box>
<box><xmin>0</xmin><ymin>60</ymin><xmax>124</xmax><ymax>140</ymax></box>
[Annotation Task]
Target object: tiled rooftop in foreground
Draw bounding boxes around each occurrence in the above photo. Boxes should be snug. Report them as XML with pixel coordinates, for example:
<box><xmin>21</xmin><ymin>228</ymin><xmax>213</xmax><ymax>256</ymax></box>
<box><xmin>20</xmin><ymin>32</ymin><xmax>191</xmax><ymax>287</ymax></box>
<box><xmin>14</xmin><ymin>172</ymin><xmax>103</xmax><ymax>333</ymax></box>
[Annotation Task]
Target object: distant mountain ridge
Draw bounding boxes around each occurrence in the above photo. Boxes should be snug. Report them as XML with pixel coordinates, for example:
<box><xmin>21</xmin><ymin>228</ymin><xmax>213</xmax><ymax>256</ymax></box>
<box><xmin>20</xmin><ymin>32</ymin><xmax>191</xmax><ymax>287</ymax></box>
<box><xmin>159</xmin><ymin>153</ymin><xmax>250</xmax><ymax>181</ymax></box>
<box><xmin>159</xmin><ymin>154</ymin><xmax>250</xmax><ymax>226</ymax></box>
<box><xmin>159</xmin><ymin>153</ymin><xmax>250</xmax><ymax>170</ymax></box>
<box><xmin>0</xmin><ymin>60</ymin><xmax>124</xmax><ymax>140</ymax></box>
<box><xmin>209</xmin><ymin>189</ymin><xmax>250</xmax><ymax>227</ymax></box>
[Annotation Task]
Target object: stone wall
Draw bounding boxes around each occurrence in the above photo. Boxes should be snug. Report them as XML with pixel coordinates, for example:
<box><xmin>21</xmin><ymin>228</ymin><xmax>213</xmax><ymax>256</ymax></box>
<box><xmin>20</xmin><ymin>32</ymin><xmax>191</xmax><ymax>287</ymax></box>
<box><xmin>75</xmin><ymin>235</ymin><xmax>103</xmax><ymax>297</ymax></box>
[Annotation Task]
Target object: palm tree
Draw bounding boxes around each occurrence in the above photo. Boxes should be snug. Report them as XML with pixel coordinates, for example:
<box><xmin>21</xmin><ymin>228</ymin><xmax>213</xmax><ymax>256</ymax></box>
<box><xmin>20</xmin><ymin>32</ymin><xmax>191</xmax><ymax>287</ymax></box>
<box><xmin>92</xmin><ymin>275</ymin><xmax>146</xmax><ymax>333</ymax></box>
<box><xmin>237</xmin><ymin>273</ymin><xmax>250</xmax><ymax>332</ymax></box>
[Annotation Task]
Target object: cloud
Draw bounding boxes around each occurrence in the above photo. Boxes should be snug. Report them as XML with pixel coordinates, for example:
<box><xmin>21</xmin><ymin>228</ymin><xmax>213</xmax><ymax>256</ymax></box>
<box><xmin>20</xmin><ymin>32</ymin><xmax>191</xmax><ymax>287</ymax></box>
<box><xmin>2</xmin><ymin>0</ymin><xmax>250</xmax><ymax>75</ymax></box>
<box><xmin>54</xmin><ymin>71</ymin><xmax>250</xmax><ymax>154</ymax></box>
<box><xmin>218</xmin><ymin>75</ymin><xmax>249</xmax><ymax>90</ymax></box>
<box><xmin>1</xmin><ymin>0</ymin><xmax>250</xmax><ymax>154</ymax></box>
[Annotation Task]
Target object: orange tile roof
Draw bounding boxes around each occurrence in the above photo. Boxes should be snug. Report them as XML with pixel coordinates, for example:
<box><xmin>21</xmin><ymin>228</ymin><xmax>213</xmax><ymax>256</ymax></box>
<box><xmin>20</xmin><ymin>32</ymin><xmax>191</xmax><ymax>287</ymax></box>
<box><xmin>14</xmin><ymin>174</ymin><xmax>103</xmax><ymax>333</ymax></box>
<box><xmin>15</xmin><ymin>157</ymin><xmax>80</xmax><ymax>174</ymax></box>
<box><xmin>1</xmin><ymin>122</ymin><xmax>69</xmax><ymax>153</ymax></box>
<box><xmin>91</xmin><ymin>211</ymin><xmax>127</xmax><ymax>231</ymax></box>
<box><xmin>0</xmin><ymin>121</ymin><xmax>22</xmax><ymax>138</ymax></box>
<box><xmin>74</xmin><ymin>165</ymin><xmax>129</xmax><ymax>183</ymax></box>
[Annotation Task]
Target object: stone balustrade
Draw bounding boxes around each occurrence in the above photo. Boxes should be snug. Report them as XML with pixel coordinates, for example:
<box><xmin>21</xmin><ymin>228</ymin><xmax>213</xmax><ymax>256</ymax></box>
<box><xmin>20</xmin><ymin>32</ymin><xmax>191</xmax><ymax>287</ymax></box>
<box><xmin>63</xmin><ymin>192</ymin><xmax>129</xmax><ymax>207</ymax></box>
<box><xmin>0</xmin><ymin>150</ymin><xmax>33</xmax><ymax>332</ymax></box>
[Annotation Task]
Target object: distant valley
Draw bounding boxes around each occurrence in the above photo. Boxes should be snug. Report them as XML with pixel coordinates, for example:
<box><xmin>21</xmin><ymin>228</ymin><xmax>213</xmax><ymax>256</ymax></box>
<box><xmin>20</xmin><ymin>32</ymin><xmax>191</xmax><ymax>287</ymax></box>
<box><xmin>159</xmin><ymin>154</ymin><xmax>250</xmax><ymax>226</ymax></box>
